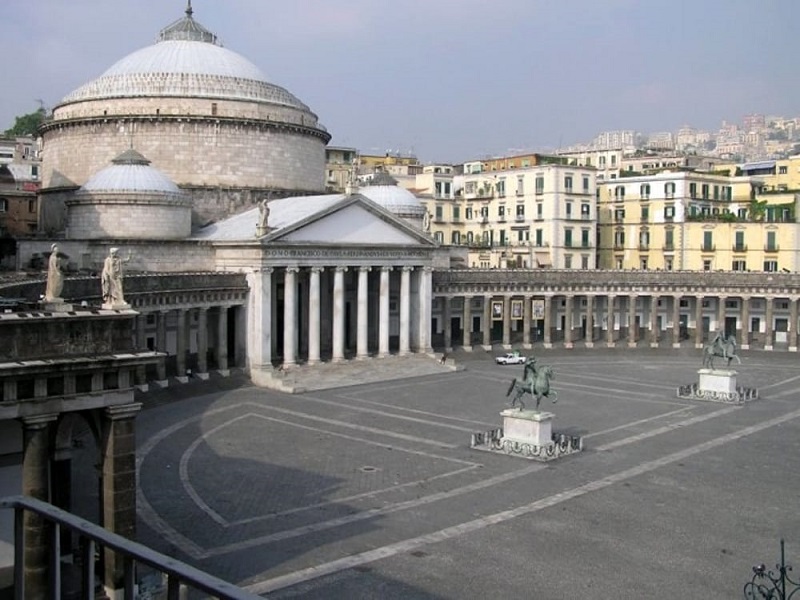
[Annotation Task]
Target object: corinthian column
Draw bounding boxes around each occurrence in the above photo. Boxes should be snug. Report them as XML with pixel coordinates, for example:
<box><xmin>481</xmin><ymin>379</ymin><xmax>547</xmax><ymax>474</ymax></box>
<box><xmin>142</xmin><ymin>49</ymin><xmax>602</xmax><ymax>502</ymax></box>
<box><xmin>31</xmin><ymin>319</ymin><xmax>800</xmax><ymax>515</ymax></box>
<box><xmin>400</xmin><ymin>266</ymin><xmax>412</xmax><ymax>355</ymax></box>
<box><xmin>333</xmin><ymin>266</ymin><xmax>347</xmax><ymax>361</ymax></box>
<box><xmin>308</xmin><ymin>267</ymin><xmax>323</xmax><ymax>364</ymax></box>
<box><xmin>283</xmin><ymin>267</ymin><xmax>299</xmax><ymax>366</ymax></box>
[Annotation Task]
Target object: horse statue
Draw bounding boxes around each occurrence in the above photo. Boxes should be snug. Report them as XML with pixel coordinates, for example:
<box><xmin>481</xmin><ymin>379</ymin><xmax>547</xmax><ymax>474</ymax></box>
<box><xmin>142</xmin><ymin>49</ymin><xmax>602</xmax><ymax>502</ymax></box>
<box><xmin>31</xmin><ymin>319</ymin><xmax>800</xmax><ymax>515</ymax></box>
<box><xmin>702</xmin><ymin>332</ymin><xmax>741</xmax><ymax>370</ymax></box>
<box><xmin>505</xmin><ymin>360</ymin><xmax>557</xmax><ymax>411</ymax></box>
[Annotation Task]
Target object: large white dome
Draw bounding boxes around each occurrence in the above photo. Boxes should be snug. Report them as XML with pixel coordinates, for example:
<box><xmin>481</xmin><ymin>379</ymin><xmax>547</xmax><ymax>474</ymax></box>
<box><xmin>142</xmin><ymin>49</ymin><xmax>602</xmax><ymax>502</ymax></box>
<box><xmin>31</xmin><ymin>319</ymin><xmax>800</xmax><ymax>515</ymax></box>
<box><xmin>360</xmin><ymin>172</ymin><xmax>426</xmax><ymax>219</ymax></box>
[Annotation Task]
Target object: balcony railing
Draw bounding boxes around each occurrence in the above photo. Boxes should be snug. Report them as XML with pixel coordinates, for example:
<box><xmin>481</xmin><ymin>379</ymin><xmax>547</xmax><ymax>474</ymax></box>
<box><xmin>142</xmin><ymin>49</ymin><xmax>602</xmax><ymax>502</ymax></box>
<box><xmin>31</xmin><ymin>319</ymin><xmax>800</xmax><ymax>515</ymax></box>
<box><xmin>765</xmin><ymin>245</ymin><xmax>779</xmax><ymax>252</ymax></box>
<box><xmin>732</xmin><ymin>244</ymin><xmax>748</xmax><ymax>252</ymax></box>
<box><xmin>702</xmin><ymin>244</ymin><xmax>716</xmax><ymax>252</ymax></box>
<box><xmin>663</xmin><ymin>243</ymin><xmax>674</xmax><ymax>251</ymax></box>
<box><xmin>1</xmin><ymin>495</ymin><xmax>260</xmax><ymax>599</ymax></box>
<box><xmin>515</xmin><ymin>214</ymin><xmax>525</xmax><ymax>222</ymax></box>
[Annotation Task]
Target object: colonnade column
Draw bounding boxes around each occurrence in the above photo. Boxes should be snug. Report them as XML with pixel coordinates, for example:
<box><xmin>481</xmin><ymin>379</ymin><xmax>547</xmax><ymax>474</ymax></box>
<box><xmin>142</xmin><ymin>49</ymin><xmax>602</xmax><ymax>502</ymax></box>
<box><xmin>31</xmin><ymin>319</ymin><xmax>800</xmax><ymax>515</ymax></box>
<box><xmin>482</xmin><ymin>297</ymin><xmax>492</xmax><ymax>350</ymax></box>
<box><xmin>523</xmin><ymin>295</ymin><xmax>532</xmax><ymax>349</ymax></box>
<box><xmin>156</xmin><ymin>311</ymin><xmax>168</xmax><ymax>383</ymax></box>
<box><xmin>21</xmin><ymin>414</ymin><xmax>57</xmax><ymax>599</ymax></box>
<box><xmin>543</xmin><ymin>295</ymin><xmax>553</xmax><ymax>348</ymax></box>
<box><xmin>695</xmin><ymin>295</ymin><xmax>704</xmax><ymax>348</ymax></box>
<box><xmin>308</xmin><ymin>267</ymin><xmax>323</xmax><ymax>365</ymax></box>
<box><xmin>248</xmin><ymin>268</ymin><xmax>272</xmax><ymax>377</ymax></box>
<box><xmin>672</xmin><ymin>295</ymin><xmax>681</xmax><ymax>348</ymax></box>
<box><xmin>650</xmin><ymin>295</ymin><xmax>659</xmax><ymax>347</ymax></box>
<box><xmin>462</xmin><ymin>295</ymin><xmax>473</xmax><ymax>351</ymax></box>
<box><xmin>418</xmin><ymin>267</ymin><xmax>433</xmax><ymax>353</ymax></box>
<box><xmin>442</xmin><ymin>296</ymin><xmax>453</xmax><ymax>353</ymax></box>
<box><xmin>333</xmin><ymin>267</ymin><xmax>347</xmax><ymax>361</ymax></box>
<box><xmin>585</xmin><ymin>295</ymin><xmax>594</xmax><ymax>347</ymax></box>
<box><xmin>283</xmin><ymin>267</ymin><xmax>298</xmax><ymax>366</ymax></box>
<box><xmin>502</xmin><ymin>297</ymin><xmax>511</xmax><ymax>349</ymax></box>
<box><xmin>217</xmin><ymin>306</ymin><xmax>229</xmax><ymax>374</ymax></box>
<box><xmin>176</xmin><ymin>309</ymin><xmax>188</xmax><ymax>381</ymax></box>
<box><xmin>765</xmin><ymin>297</ymin><xmax>774</xmax><ymax>351</ymax></box>
<box><xmin>740</xmin><ymin>297</ymin><xmax>750</xmax><ymax>350</ymax></box>
<box><xmin>606</xmin><ymin>295</ymin><xmax>615</xmax><ymax>347</ymax></box>
<box><xmin>136</xmin><ymin>314</ymin><xmax>147</xmax><ymax>350</ymax></box>
<box><xmin>399</xmin><ymin>267</ymin><xmax>411</xmax><ymax>355</ymax></box>
<box><xmin>197</xmin><ymin>307</ymin><xmax>209</xmax><ymax>379</ymax></box>
<box><xmin>717</xmin><ymin>296</ymin><xmax>727</xmax><ymax>334</ymax></box>
<box><xmin>356</xmin><ymin>266</ymin><xmax>370</xmax><ymax>359</ymax></box>
<box><xmin>790</xmin><ymin>298</ymin><xmax>799</xmax><ymax>352</ymax></box>
<box><xmin>563</xmin><ymin>295</ymin><xmax>574</xmax><ymax>348</ymax></box>
<box><xmin>628</xmin><ymin>295</ymin><xmax>637</xmax><ymax>348</ymax></box>
<box><xmin>101</xmin><ymin>403</ymin><xmax>142</xmax><ymax>596</ymax></box>
<box><xmin>379</xmin><ymin>266</ymin><xmax>392</xmax><ymax>357</ymax></box>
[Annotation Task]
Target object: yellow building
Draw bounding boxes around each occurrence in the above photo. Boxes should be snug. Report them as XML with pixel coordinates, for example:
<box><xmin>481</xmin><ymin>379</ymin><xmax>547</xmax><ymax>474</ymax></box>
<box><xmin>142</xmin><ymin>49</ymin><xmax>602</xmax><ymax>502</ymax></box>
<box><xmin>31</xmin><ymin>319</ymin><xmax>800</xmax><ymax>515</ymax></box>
<box><xmin>597</xmin><ymin>170</ymin><xmax>800</xmax><ymax>272</ymax></box>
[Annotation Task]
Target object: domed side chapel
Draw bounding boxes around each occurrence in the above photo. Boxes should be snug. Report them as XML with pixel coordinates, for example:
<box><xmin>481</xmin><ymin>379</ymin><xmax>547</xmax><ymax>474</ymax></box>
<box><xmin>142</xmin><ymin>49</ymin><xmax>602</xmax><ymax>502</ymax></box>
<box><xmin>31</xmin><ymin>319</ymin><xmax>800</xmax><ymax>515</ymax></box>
<box><xmin>20</xmin><ymin>2</ymin><xmax>441</xmax><ymax>388</ymax></box>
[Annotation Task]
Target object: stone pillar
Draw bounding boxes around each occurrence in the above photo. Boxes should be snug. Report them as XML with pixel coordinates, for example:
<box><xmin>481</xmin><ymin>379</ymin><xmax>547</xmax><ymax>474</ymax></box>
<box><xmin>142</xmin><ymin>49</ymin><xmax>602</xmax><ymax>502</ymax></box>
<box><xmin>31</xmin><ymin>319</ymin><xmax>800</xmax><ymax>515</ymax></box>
<box><xmin>585</xmin><ymin>295</ymin><xmax>594</xmax><ymax>347</ymax></box>
<box><xmin>442</xmin><ymin>295</ymin><xmax>453</xmax><ymax>353</ymax></box>
<box><xmin>101</xmin><ymin>403</ymin><xmax>142</xmax><ymax>597</ymax></box>
<box><xmin>522</xmin><ymin>295</ymin><xmax>532</xmax><ymax>349</ymax></box>
<box><xmin>628</xmin><ymin>295</ymin><xmax>637</xmax><ymax>347</ymax></box>
<box><xmin>379</xmin><ymin>266</ymin><xmax>392</xmax><ymax>357</ymax></box>
<box><xmin>462</xmin><ymin>295</ymin><xmax>473</xmax><ymax>351</ymax></box>
<box><xmin>175</xmin><ymin>309</ymin><xmax>188</xmax><ymax>382</ymax></box>
<box><xmin>306</xmin><ymin>267</ymin><xmax>323</xmax><ymax>364</ymax></box>
<box><xmin>502</xmin><ymin>297</ymin><xmax>511</xmax><ymax>349</ymax></box>
<box><xmin>717</xmin><ymin>295</ymin><xmax>727</xmax><ymax>336</ymax></box>
<box><xmin>356</xmin><ymin>266</ymin><xmax>370</xmax><ymax>359</ymax></box>
<box><xmin>650</xmin><ymin>295</ymin><xmax>659</xmax><ymax>347</ymax></box>
<box><xmin>21</xmin><ymin>414</ymin><xmax>57</xmax><ymax>600</ymax></box>
<box><xmin>196</xmin><ymin>307</ymin><xmax>209</xmax><ymax>379</ymax></box>
<box><xmin>217</xmin><ymin>306</ymin><xmax>229</xmax><ymax>374</ymax></box>
<box><xmin>248</xmin><ymin>268</ymin><xmax>272</xmax><ymax>378</ymax></box>
<box><xmin>765</xmin><ymin>297</ymin><xmax>774</xmax><ymax>351</ymax></box>
<box><xmin>482</xmin><ymin>296</ymin><xmax>492</xmax><ymax>350</ymax></box>
<box><xmin>606</xmin><ymin>295</ymin><xmax>615</xmax><ymax>347</ymax></box>
<box><xmin>672</xmin><ymin>295</ymin><xmax>681</xmax><ymax>348</ymax></box>
<box><xmin>564</xmin><ymin>295</ymin><xmax>574</xmax><ymax>348</ymax></box>
<box><xmin>543</xmin><ymin>295</ymin><xmax>553</xmax><ymax>348</ymax></box>
<box><xmin>156</xmin><ymin>311</ymin><xmax>168</xmax><ymax>383</ymax></box>
<box><xmin>695</xmin><ymin>295</ymin><xmax>704</xmax><ymax>348</ymax></box>
<box><xmin>333</xmin><ymin>266</ymin><xmax>347</xmax><ymax>361</ymax></box>
<box><xmin>283</xmin><ymin>267</ymin><xmax>299</xmax><ymax>365</ymax></box>
<box><xmin>740</xmin><ymin>296</ymin><xmax>750</xmax><ymax>350</ymax></box>
<box><xmin>399</xmin><ymin>267</ymin><xmax>411</xmax><ymax>356</ymax></box>
<box><xmin>790</xmin><ymin>298</ymin><xmax>798</xmax><ymax>352</ymax></box>
<box><xmin>418</xmin><ymin>267</ymin><xmax>433</xmax><ymax>353</ymax></box>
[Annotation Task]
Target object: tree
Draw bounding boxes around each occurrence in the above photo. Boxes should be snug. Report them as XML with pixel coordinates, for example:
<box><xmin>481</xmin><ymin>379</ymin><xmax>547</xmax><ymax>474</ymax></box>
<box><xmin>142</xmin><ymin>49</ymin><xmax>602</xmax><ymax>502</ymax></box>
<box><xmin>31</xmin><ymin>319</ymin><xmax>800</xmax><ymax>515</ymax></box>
<box><xmin>4</xmin><ymin>108</ymin><xmax>46</xmax><ymax>137</ymax></box>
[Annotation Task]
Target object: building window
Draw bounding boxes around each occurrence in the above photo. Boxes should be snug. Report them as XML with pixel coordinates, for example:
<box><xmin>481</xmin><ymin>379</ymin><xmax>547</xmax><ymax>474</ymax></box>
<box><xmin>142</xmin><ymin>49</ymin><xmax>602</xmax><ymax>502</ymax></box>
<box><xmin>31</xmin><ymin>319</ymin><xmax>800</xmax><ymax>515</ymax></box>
<box><xmin>582</xmin><ymin>176</ymin><xmax>590</xmax><ymax>193</ymax></box>
<box><xmin>0</xmin><ymin>199</ymin><xmax>6</xmax><ymax>212</ymax></box>
<box><xmin>779</xmin><ymin>165</ymin><xmax>788</xmax><ymax>175</ymax></box>
<box><xmin>535</xmin><ymin>176</ymin><xmax>544</xmax><ymax>194</ymax></box>
<box><xmin>581</xmin><ymin>203</ymin><xmax>590</xmax><ymax>218</ymax></box>
<box><xmin>566</xmin><ymin>203</ymin><xmax>573</xmax><ymax>218</ymax></box>
<box><xmin>498</xmin><ymin>205</ymin><xmax>506</xmax><ymax>218</ymax></box>
<box><xmin>665</xmin><ymin>257</ymin><xmax>673</xmax><ymax>270</ymax></box>
<box><xmin>702</xmin><ymin>231</ymin><xmax>713</xmax><ymax>252</ymax></box>
<box><xmin>497</xmin><ymin>179</ymin><xmax>506</xmax><ymax>197</ymax></box>
<box><xmin>536</xmin><ymin>203</ymin><xmax>543</xmax><ymax>219</ymax></box>
<box><xmin>641</xmin><ymin>206</ymin><xmax>649</xmax><ymax>221</ymax></box>
<box><xmin>614</xmin><ymin>185</ymin><xmax>625</xmax><ymax>200</ymax></box>
<box><xmin>615</xmin><ymin>257</ymin><xmax>623</xmax><ymax>269</ymax></box>
<box><xmin>640</xmin><ymin>184</ymin><xmax>650</xmax><ymax>199</ymax></box>
<box><xmin>211</xmin><ymin>102</ymin><xmax>218</xmax><ymax>116</ymax></box>
<box><xmin>689</xmin><ymin>183</ymin><xmax>697</xmax><ymax>198</ymax></box>
<box><xmin>665</xmin><ymin>182</ymin><xmax>676</xmax><ymax>198</ymax></box>
<box><xmin>564</xmin><ymin>175</ymin><xmax>573</xmax><ymax>191</ymax></box>
<box><xmin>453</xmin><ymin>206</ymin><xmax>460</xmax><ymax>220</ymax></box>
<box><xmin>703</xmin><ymin>259</ymin><xmax>712</xmax><ymax>271</ymax></box>
<box><xmin>734</xmin><ymin>231</ymin><xmax>745</xmax><ymax>252</ymax></box>
<box><xmin>665</xmin><ymin>229</ymin><xmax>674</xmax><ymax>250</ymax></box>
<box><xmin>517</xmin><ymin>176</ymin><xmax>524</xmax><ymax>196</ymax></box>
<box><xmin>701</xmin><ymin>184</ymin><xmax>709</xmax><ymax>199</ymax></box>
<box><xmin>614</xmin><ymin>230</ymin><xmax>625</xmax><ymax>248</ymax></box>
<box><xmin>535</xmin><ymin>229</ymin><xmax>543</xmax><ymax>246</ymax></box>
<box><xmin>581</xmin><ymin>229</ymin><xmax>590</xmax><ymax>248</ymax></box>
<box><xmin>665</xmin><ymin>205</ymin><xmax>675</xmax><ymax>219</ymax></box>
<box><xmin>435</xmin><ymin>205</ymin><xmax>443</xmax><ymax>220</ymax></box>
<box><xmin>516</xmin><ymin>204</ymin><xmax>525</xmax><ymax>217</ymax></box>
<box><xmin>451</xmin><ymin>231</ymin><xmax>461</xmax><ymax>245</ymax></box>
<box><xmin>564</xmin><ymin>254</ymin><xmax>572</xmax><ymax>269</ymax></box>
<box><xmin>732</xmin><ymin>260</ymin><xmax>747</xmax><ymax>271</ymax></box>
<box><xmin>614</xmin><ymin>208</ymin><xmax>625</xmax><ymax>221</ymax></box>
<box><xmin>764</xmin><ymin>260</ymin><xmax>778</xmax><ymax>272</ymax></box>
<box><xmin>434</xmin><ymin>231</ymin><xmax>444</xmax><ymax>243</ymax></box>
<box><xmin>766</xmin><ymin>231</ymin><xmax>777</xmax><ymax>251</ymax></box>
<box><xmin>639</xmin><ymin>229</ymin><xmax>650</xmax><ymax>249</ymax></box>
<box><xmin>564</xmin><ymin>229</ymin><xmax>573</xmax><ymax>247</ymax></box>
<box><xmin>466</xmin><ymin>231</ymin><xmax>473</xmax><ymax>244</ymax></box>
<box><xmin>466</xmin><ymin>207</ymin><xmax>473</xmax><ymax>219</ymax></box>
<box><xmin>640</xmin><ymin>258</ymin><xmax>648</xmax><ymax>270</ymax></box>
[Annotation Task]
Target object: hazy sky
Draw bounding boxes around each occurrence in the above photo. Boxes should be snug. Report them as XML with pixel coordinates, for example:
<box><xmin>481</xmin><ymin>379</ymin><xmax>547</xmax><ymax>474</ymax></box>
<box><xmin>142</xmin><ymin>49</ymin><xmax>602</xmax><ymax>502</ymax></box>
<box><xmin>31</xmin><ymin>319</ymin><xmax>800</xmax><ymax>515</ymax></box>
<box><xmin>2</xmin><ymin>0</ymin><xmax>797</xmax><ymax>162</ymax></box>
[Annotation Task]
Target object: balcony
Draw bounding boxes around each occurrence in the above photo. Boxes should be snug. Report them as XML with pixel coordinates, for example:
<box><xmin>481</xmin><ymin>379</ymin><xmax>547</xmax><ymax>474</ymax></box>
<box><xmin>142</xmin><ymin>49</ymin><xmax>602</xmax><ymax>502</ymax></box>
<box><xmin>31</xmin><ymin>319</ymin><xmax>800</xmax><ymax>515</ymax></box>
<box><xmin>732</xmin><ymin>244</ymin><xmax>748</xmax><ymax>253</ymax></box>
<box><xmin>663</xmin><ymin>243</ymin><xmax>674</xmax><ymax>251</ymax></box>
<box><xmin>515</xmin><ymin>214</ymin><xmax>525</xmax><ymax>222</ymax></box>
<box><xmin>701</xmin><ymin>244</ymin><xmax>716</xmax><ymax>252</ymax></box>
<box><xmin>765</xmin><ymin>245</ymin><xmax>779</xmax><ymax>253</ymax></box>
<box><xmin>613</xmin><ymin>243</ymin><xmax>625</xmax><ymax>251</ymax></box>
<box><xmin>638</xmin><ymin>244</ymin><xmax>650</xmax><ymax>251</ymax></box>
<box><xmin>516</xmin><ymin>190</ymin><xmax>524</xmax><ymax>196</ymax></box>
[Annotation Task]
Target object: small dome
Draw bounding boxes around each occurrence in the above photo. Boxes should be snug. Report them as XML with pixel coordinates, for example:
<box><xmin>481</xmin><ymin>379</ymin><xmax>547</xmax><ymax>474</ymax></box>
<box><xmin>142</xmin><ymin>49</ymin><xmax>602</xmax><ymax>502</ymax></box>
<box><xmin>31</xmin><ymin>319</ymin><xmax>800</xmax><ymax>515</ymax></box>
<box><xmin>359</xmin><ymin>173</ymin><xmax>425</xmax><ymax>218</ymax></box>
<box><xmin>79</xmin><ymin>149</ymin><xmax>183</xmax><ymax>196</ymax></box>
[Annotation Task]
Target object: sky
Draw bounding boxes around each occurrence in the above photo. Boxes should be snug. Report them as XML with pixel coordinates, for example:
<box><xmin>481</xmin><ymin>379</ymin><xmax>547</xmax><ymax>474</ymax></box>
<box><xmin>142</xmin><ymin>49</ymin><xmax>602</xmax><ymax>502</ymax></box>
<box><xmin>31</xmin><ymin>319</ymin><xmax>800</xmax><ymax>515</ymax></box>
<box><xmin>1</xmin><ymin>0</ymin><xmax>797</xmax><ymax>163</ymax></box>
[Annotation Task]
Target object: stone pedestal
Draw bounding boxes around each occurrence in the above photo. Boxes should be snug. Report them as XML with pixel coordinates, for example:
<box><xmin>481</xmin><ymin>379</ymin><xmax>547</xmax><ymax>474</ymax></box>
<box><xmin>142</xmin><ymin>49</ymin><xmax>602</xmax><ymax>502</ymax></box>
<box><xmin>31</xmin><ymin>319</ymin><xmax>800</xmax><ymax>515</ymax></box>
<box><xmin>698</xmin><ymin>368</ymin><xmax>737</xmax><ymax>394</ymax></box>
<box><xmin>102</xmin><ymin>302</ymin><xmax>131</xmax><ymax>310</ymax></box>
<box><xmin>500</xmin><ymin>409</ymin><xmax>553</xmax><ymax>447</ymax></box>
<box><xmin>40</xmin><ymin>300</ymin><xmax>73</xmax><ymax>312</ymax></box>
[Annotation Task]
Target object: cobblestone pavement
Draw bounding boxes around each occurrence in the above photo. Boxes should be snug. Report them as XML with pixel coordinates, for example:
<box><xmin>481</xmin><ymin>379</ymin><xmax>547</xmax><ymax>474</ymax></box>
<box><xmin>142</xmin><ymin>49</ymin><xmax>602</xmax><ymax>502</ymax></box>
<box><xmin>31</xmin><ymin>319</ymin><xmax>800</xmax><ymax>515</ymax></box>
<box><xmin>134</xmin><ymin>347</ymin><xmax>800</xmax><ymax>599</ymax></box>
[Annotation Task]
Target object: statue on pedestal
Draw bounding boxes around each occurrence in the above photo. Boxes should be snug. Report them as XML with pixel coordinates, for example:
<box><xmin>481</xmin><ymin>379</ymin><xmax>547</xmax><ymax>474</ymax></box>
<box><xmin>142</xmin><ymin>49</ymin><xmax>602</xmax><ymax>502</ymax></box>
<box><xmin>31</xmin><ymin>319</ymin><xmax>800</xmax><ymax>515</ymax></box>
<box><xmin>702</xmin><ymin>329</ymin><xmax>740</xmax><ymax>369</ymax></box>
<box><xmin>256</xmin><ymin>198</ymin><xmax>271</xmax><ymax>235</ymax></box>
<box><xmin>101</xmin><ymin>247</ymin><xmax>131</xmax><ymax>308</ymax></box>
<box><xmin>44</xmin><ymin>243</ymin><xmax>65</xmax><ymax>301</ymax></box>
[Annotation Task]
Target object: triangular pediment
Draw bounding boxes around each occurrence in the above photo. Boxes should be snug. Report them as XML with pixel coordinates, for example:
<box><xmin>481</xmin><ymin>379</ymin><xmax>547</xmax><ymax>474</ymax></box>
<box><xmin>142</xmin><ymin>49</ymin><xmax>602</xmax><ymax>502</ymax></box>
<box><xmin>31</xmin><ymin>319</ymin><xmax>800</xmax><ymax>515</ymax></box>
<box><xmin>263</xmin><ymin>195</ymin><xmax>435</xmax><ymax>246</ymax></box>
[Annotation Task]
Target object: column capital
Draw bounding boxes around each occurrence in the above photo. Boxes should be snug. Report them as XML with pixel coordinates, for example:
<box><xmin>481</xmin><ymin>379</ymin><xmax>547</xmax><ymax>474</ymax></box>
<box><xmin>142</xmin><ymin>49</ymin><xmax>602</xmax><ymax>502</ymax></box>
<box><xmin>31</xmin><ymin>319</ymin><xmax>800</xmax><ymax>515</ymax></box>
<box><xmin>422</xmin><ymin>266</ymin><xmax>434</xmax><ymax>273</ymax></box>
<box><xmin>20</xmin><ymin>414</ymin><xmax>59</xmax><ymax>429</ymax></box>
<box><xmin>335</xmin><ymin>266</ymin><xmax>349</xmax><ymax>273</ymax></box>
<box><xmin>104</xmin><ymin>402</ymin><xmax>143</xmax><ymax>421</ymax></box>
<box><xmin>256</xmin><ymin>267</ymin><xmax>274</xmax><ymax>274</ymax></box>
<box><xmin>309</xmin><ymin>266</ymin><xmax>325</xmax><ymax>274</ymax></box>
<box><xmin>380</xmin><ymin>266</ymin><xmax>393</xmax><ymax>273</ymax></box>
<box><xmin>286</xmin><ymin>266</ymin><xmax>300</xmax><ymax>274</ymax></box>
<box><xmin>401</xmin><ymin>265</ymin><xmax>414</xmax><ymax>272</ymax></box>
<box><xmin>358</xmin><ymin>266</ymin><xmax>372</xmax><ymax>273</ymax></box>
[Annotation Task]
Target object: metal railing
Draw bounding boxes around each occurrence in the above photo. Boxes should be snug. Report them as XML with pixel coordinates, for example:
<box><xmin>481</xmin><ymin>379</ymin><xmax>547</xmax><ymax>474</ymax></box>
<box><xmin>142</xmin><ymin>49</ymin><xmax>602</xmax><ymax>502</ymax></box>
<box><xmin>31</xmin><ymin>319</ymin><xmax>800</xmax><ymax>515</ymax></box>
<box><xmin>1</xmin><ymin>495</ymin><xmax>261</xmax><ymax>600</ymax></box>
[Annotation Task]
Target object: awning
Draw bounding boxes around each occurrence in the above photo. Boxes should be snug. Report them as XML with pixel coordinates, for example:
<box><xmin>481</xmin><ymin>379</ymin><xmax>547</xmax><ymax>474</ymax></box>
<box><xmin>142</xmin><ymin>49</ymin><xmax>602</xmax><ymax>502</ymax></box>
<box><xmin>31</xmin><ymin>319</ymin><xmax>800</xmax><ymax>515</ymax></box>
<box><xmin>535</xmin><ymin>252</ymin><xmax>552</xmax><ymax>267</ymax></box>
